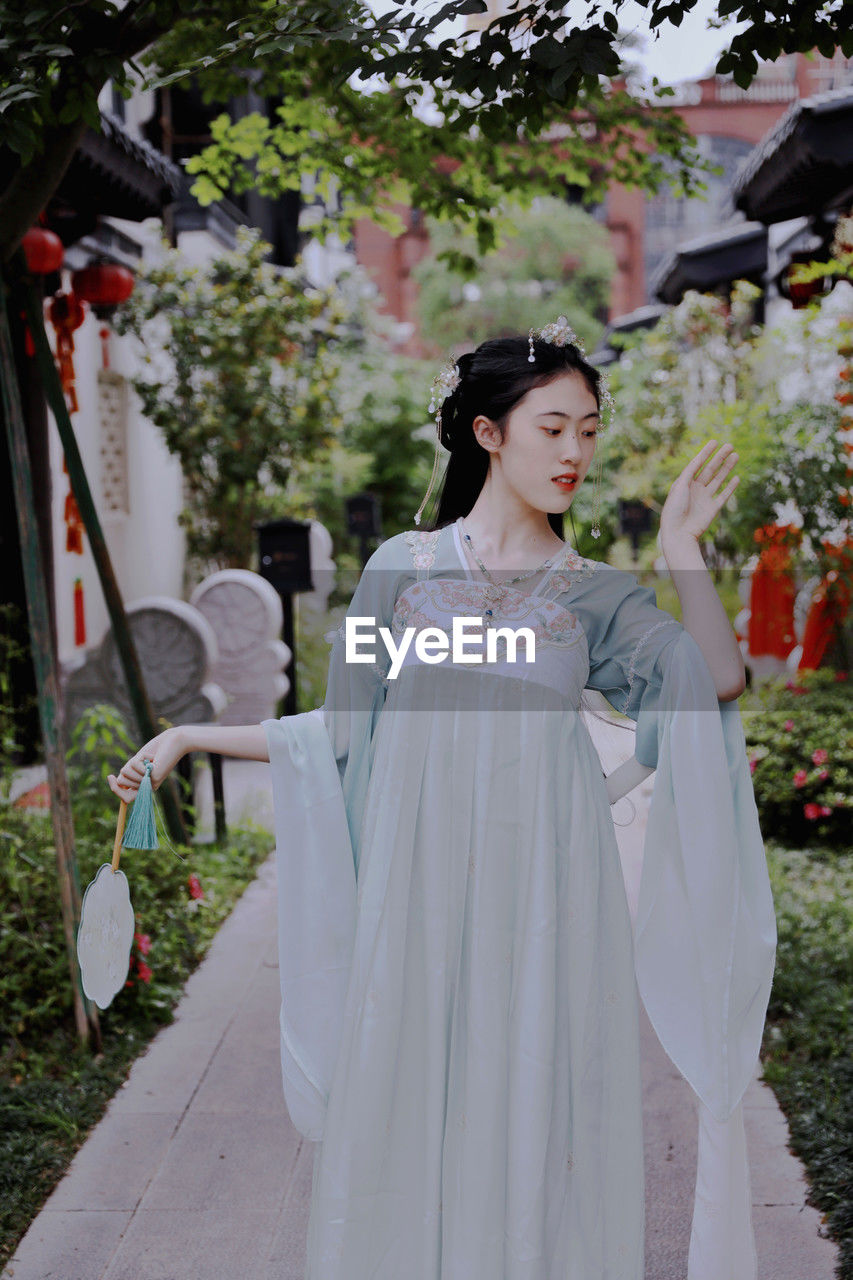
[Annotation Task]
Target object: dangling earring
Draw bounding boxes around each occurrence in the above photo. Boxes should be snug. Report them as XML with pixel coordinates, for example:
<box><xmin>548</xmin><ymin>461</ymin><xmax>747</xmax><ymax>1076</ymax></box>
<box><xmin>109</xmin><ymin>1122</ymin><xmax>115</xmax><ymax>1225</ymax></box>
<box><xmin>528</xmin><ymin>329</ymin><xmax>536</xmax><ymax>363</ymax></box>
<box><xmin>590</xmin><ymin>448</ymin><xmax>603</xmax><ymax>540</ymax></box>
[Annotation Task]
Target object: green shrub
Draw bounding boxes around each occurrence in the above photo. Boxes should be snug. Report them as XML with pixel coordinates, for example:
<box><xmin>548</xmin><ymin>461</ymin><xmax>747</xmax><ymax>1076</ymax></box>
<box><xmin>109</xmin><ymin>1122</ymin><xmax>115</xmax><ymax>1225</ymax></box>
<box><xmin>741</xmin><ymin>668</ymin><xmax>851</xmax><ymax>850</ymax></box>
<box><xmin>0</xmin><ymin>703</ymin><xmax>273</xmax><ymax>1264</ymax></box>
<box><xmin>761</xmin><ymin>843</ymin><xmax>853</xmax><ymax>1273</ymax></box>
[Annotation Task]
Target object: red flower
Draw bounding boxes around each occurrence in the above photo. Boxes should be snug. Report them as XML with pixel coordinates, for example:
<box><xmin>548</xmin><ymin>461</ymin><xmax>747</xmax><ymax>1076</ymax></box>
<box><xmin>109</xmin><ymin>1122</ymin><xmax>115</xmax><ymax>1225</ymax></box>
<box><xmin>783</xmin><ymin>719</ymin><xmax>795</xmax><ymax>731</ymax></box>
<box><xmin>187</xmin><ymin>873</ymin><xmax>204</xmax><ymax>900</ymax></box>
<box><xmin>812</xmin><ymin>748</ymin><xmax>828</xmax><ymax>765</ymax></box>
<box><xmin>835</xmin><ymin>671</ymin><xmax>848</xmax><ymax>681</ymax></box>
<box><xmin>134</xmin><ymin>931</ymin><xmax>152</xmax><ymax>956</ymax></box>
<box><xmin>793</xmin><ymin>769</ymin><xmax>808</xmax><ymax>788</ymax></box>
<box><xmin>137</xmin><ymin>961</ymin><xmax>153</xmax><ymax>983</ymax></box>
<box><xmin>749</xmin><ymin>759</ymin><xmax>757</xmax><ymax>774</ymax></box>
<box><xmin>803</xmin><ymin>803</ymin><xmax>821</xmax><ymax>820</ymax></box>
<box><xmin>820</xmin><ymin>805</ymin><xmax>833</xmax><ymax>817</ymax></box>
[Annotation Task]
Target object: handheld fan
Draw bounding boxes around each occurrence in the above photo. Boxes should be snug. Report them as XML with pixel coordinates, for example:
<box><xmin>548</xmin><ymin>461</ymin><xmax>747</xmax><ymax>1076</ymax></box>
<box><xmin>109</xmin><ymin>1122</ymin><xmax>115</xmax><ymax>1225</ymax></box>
<box><xmin>76</xmin><ymin>759</ymin><xmax>158</xmax><ymax>1010</ymax></box>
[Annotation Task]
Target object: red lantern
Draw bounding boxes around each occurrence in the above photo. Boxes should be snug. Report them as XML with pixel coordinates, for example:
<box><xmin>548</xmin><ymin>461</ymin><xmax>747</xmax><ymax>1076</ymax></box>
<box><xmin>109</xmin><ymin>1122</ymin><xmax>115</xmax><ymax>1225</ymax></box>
<box><xmin>71</xmin><ymin>261</ymin><xmax>134</xmax><ymax>319</ymax></box>
<box><xmin>22</xmin><ymin>226</ymin><xmax>64</xmax><ymax>275</ymax></box>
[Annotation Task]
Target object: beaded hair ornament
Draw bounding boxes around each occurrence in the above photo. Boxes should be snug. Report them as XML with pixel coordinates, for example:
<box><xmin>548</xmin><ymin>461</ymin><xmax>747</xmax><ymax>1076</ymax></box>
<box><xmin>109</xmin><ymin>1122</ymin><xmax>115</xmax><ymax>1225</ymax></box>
<box><xmin>414</xmin><ymin>315</ymin><xmax>614</xmax><ymax>537</ymax></box>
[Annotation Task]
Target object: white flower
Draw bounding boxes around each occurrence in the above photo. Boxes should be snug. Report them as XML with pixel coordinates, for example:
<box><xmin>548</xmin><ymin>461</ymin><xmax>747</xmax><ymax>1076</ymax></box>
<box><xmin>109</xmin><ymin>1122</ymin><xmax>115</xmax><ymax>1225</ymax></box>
<box><xmin>772</xmin><ymin>499</ymin><xmax>804</xmax><ymax>528</ymax></box>
<box><xmin>822</xmin><ymin>520</ymin><xmax>851</xmax><ymax>546</ymax></box>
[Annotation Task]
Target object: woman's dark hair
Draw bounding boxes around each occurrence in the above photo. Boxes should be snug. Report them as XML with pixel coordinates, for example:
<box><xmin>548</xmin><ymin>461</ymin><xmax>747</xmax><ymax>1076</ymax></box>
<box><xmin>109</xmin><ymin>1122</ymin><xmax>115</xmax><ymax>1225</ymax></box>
<box><xmin>424</xmin><ymin>334</ymin><xmax>603</xmax><ymax>535</ymax></box>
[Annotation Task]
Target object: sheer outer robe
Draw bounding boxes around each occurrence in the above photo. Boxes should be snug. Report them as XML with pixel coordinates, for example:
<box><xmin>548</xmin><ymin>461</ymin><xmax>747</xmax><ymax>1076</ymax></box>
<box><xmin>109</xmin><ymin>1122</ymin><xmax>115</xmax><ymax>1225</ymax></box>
<box><xmin>263</xmin><ymin>534</ymin><xmax>777</xmax><ymax>1279</ymax></box>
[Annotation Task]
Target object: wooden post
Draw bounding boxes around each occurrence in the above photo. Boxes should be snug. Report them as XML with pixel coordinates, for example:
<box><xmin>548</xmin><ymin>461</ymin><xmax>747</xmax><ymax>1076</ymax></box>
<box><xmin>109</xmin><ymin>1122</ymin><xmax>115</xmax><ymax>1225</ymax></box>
<box><xmin>0</xmin><ymin>273</ymin><xmax>99</xmax><ymax>1047</ymax></box>
<box><xmin>12</xmin><ymin>258</ymin><xmax>187</xmax><ymax>843</ymax></box>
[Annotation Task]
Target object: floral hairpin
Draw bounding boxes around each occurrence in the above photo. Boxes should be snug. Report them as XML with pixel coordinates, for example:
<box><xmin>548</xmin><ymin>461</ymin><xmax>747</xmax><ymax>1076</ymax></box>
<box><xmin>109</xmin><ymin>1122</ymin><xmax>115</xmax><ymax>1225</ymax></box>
<box><xmin>528</xmin><ymin>314</ymin><xmax>586</xmax><ymax>360</ymax></box>
<box><xmin>428</xmin><ymin>355</ymin><xmax>461</xmax><ymax>423</ymax></box>
<box><xmin>414</xmin><ymin>355</ymin><xmax>460</xmax><ymax>526</ymax></box>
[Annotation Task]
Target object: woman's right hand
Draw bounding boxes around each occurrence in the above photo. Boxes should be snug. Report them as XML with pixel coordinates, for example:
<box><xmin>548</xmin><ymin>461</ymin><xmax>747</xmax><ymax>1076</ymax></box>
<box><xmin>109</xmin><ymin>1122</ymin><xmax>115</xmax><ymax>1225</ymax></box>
<box><xmin>107</xmin><ymin>727</ymin><xmax>186</xmax><ymax>803</ymax></box>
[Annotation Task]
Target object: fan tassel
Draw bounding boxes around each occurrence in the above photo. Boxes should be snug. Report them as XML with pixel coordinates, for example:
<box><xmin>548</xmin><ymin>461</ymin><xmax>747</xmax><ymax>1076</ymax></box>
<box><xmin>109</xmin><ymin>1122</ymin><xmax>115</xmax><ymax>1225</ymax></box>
<box><xmin>121</xmin><ymin>759</ymin><xmax>159</xmax><ymax>850</ymax></box>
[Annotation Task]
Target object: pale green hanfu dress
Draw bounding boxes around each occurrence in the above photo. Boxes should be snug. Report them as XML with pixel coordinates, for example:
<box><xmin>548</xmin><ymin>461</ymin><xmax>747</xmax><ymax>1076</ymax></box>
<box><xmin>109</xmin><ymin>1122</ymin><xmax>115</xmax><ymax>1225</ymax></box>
<box><xmin>263</xmin><ymin>520</ymin><xmax>777</xmax><ymax>1280</ymax></box>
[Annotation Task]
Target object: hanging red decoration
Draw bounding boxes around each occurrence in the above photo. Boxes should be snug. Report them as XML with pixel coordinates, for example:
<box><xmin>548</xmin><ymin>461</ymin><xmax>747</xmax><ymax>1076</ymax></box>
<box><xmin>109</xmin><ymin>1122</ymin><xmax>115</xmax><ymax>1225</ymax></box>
<box><xmin>798</xmin><ymin>540</ymin><xmax>853</xmax><ymax>671</ymax></box>
<box><xmin>73</xmin><ymin>577</ymin><xmax>87</xmax><ymax>647</ymax></box>
<box><xmin>64</xmin><ymin>488</ymin><xmax>85</xmax><ymax>554</ymax></box>
<box><xmin>71</xmin><ymin>261</ymin><xmax>134</xmax><ymax>319</ymax></box>
<box><xmin>22</xmin><ymin>226</ymin><xmax>64</xmax><ymax>275</ymax></box>
<box><xmin>99</xmin><ymin>325</ymin><xmax>111</xmax><ymax>370</ymax></box>
<box><xmin>747</xmin><ymin>523</ymin><xmax>801</xmax><ymax>660</ymax></box>
<box><xmin>18</xmin><ymin>309</ymin><xmax>35</xmax><ymax>357</ymax></box>
<box><xmin>49</xmin><ymin>292</ymin><xmax>86</xmax><ymax>415</ymax></box>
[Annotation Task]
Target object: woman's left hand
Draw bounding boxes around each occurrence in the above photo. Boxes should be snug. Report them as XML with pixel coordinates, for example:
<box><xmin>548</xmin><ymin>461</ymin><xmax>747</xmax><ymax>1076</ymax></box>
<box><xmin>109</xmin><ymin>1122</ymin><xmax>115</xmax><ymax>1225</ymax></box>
<box><xmin>659</xmin><ymin>440</ymin><xmax>739</xmax><ymax>545</ymax></box>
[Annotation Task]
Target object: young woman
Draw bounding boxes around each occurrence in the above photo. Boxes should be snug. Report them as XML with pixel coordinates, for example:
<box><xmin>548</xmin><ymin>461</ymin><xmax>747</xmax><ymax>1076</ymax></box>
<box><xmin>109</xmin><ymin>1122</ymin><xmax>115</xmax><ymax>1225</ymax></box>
<box><xmin>109</xmin><ymin>322</ymin><xmax>776</xmax><ymax>1280</ymax></box>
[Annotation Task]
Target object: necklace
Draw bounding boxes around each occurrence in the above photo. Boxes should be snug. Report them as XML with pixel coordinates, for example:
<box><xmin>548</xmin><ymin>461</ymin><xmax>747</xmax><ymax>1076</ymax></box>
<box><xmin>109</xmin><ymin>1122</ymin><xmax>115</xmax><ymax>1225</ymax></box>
<box><xmin>459</xmin><ymin>518</ymin><xmax>570</xmax><ymax>626</ymax></box>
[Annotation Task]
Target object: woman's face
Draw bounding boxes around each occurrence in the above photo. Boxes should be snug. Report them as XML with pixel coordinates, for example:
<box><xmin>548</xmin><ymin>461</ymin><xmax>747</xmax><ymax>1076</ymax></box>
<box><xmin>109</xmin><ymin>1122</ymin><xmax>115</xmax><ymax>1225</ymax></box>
<box><xmin>473</xmin><ymin>371</ymin><xmax>600</xmax><ymax>515</ymax></box>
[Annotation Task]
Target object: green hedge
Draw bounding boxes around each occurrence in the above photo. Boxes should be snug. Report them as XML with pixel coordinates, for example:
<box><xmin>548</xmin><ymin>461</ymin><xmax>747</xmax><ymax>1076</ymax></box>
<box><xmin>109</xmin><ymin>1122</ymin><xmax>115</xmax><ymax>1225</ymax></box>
<box><xmin>761</xmin><ymin>842</ymin><xmax>852</xmax><ymax>1277</ymax></box>
<box><xmin>741</xmin><ymin>668</ymin><xmax>851</xmax><ymax>850</ymax></box>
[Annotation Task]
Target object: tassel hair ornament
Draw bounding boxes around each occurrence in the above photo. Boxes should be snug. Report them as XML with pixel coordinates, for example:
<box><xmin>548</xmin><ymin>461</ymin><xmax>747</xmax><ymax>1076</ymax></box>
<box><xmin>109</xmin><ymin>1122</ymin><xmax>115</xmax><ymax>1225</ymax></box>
<box><xmin>414</xmin><ymin>356</ymin><xmax>461</xmax><ymax>527</ymax></box>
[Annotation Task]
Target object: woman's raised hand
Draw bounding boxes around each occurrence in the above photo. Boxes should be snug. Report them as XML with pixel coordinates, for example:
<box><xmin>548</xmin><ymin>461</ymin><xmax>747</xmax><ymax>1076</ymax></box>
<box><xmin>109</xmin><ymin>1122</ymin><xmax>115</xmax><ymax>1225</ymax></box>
<box><xmin>659</xmin><ymin>441</ymin><xmax>740</xmax><ymax>546</ymax></box>
<box><xmin>107</xmin><ymin>727</ymin><xmax>186</xmax><ymax>803</ymax></box>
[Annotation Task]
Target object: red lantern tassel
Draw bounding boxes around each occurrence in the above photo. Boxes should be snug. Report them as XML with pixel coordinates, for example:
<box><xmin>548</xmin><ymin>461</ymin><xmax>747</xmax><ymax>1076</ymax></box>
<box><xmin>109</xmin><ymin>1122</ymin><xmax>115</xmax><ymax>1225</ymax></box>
<box><xmin>73</xmin><ymin>578</ymin><xmax>86</xmax><ymax>647</ymax></box>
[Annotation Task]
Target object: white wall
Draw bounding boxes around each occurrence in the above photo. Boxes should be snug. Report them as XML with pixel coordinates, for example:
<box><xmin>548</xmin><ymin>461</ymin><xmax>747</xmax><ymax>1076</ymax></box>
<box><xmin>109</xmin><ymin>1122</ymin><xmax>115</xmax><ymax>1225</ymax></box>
<box><xmin>49</xmin><ymin>293</ymin><xmax>185</xmax><ymax>669</ymax></box>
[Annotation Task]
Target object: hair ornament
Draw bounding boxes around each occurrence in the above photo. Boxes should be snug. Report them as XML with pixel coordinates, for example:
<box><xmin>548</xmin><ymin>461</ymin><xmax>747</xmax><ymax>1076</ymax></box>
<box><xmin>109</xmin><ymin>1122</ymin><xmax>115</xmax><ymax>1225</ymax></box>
<box><xmin>427</xmin><ymin>355</ymin><xmax>460</xmax><ymax>418</ymax></box>
<box><xmin>528</xmin><ymin>314</ymin><xmax>586</xmax><ymax>361</ymax></box>
<box><xmin>415</xmin><ymin>355</ymin><xmax>460</xmax><ymax>526</ymax></box>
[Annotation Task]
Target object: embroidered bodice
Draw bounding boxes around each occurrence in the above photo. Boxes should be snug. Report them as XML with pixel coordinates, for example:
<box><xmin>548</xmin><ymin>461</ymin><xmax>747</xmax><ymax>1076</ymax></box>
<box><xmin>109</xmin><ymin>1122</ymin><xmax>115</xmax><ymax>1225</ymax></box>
<box><xmin>325</xmin><ymin>518</ymin><xmax>682</xmax><ymax>719</ymax></box>
<box><xmin>392</xmin><ymin>520</ymin><xmax>596</xmax><ymax>708</ymax></box>
<box><xmin>388</xmin><ymin>575</ymin><xmax>591</xmax><ymax>707</ymax></box>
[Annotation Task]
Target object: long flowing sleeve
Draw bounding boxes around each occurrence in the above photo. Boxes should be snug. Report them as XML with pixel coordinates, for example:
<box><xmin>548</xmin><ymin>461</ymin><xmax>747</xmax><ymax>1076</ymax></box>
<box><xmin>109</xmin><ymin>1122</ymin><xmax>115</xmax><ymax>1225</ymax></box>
<box><xmin>576</xmin><ymin>566</ymin><xmax>778</xmax><ymax>1280</ymax></box>
<box><xmin>577</xmin><ymin>564</ymin><xmax>684</xmax><ymax>767</ymax></box>
<box><xmin>262</xmin><ymin>538</ymin><xmax>403</xmax><ymax>1141</ymax></box>
<box><xmin>320</xmin><ymin>538</ymin><xmax>402</xmax><ymax>872</ymax></box>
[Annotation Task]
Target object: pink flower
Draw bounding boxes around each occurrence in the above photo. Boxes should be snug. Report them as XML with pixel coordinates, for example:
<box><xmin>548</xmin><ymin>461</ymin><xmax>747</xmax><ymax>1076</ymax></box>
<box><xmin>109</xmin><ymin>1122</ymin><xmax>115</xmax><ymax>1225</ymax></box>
<box><xmin>820</xmin><ymin>805</ymin><xmax>833</xmax><ymax>817</ymax></box>
<box><xmin>811</xmin><ymin>748</ymin><xmax>828</xmax><ymax>765</ymax></box>
<box><xmin>187</xmin><ymin>873</ymin><xmax>204</xmax><ymax>901</ymax></box>
<box><xmin>818</xmin><ymin>769</ymin><xmax>829</xmax><ymax>780</ymax></box>
<box><xmin>137</xmin><ymin>961</ymin><xmax>153</xmax><ymax>984</ymax></box>
<box><xmin>749</xmin><ymin>759</ymin><xmax>757</xmax><ymax>774</ymax></box>
<box><xmin>134</xmin><ymin>932</ymin><xmax>152</xmax><ymax>956</ymax></box>
<box><xmin>793</xmin><ymin>770</ymin><xmax>808</xmax><ymax>788</ymax></box>
<box><xmin>803</xmin><ymin>803</ymin><xmax>821</xmax><ymax>820</ymax></box>
<box><xmin>783</xmin><ymin>719</ymin><xmax>795</xmax><ymax>731</ymax></box>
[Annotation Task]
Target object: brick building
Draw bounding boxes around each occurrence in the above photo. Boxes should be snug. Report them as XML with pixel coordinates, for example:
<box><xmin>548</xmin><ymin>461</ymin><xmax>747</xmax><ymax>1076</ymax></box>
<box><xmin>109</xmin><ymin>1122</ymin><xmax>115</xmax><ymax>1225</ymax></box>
<box><xmin>352</xmin><ymin>48</ymin><xmax>853</xmax><ymax>355</ymax></box>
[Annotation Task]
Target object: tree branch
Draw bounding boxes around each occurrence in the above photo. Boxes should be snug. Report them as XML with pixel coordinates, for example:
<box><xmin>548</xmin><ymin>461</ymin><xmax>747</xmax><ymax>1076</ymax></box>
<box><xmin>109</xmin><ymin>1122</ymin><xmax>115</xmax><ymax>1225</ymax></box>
<box><xmin>0</xmin><ymin>4</ymin><xmax>184</xmax><ymax>259</ymax></box>
<box><xmin>0</xmin><ymin>117</ymin><xmax>91</xmax><ymax>263</ymax></box>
